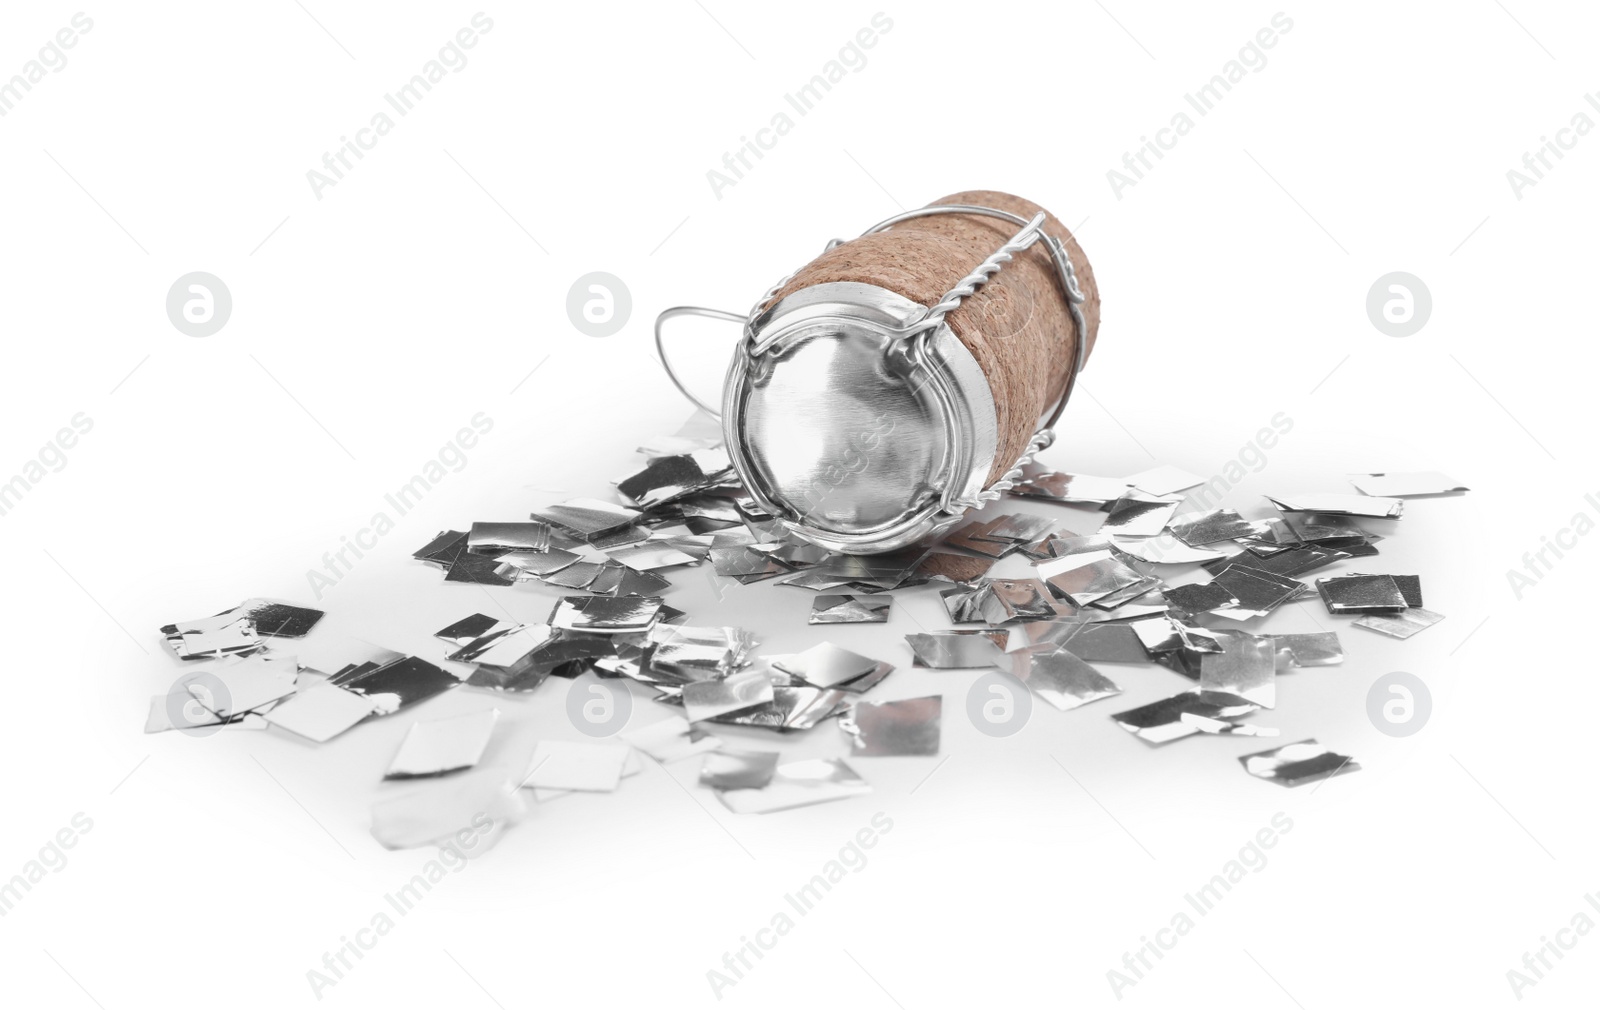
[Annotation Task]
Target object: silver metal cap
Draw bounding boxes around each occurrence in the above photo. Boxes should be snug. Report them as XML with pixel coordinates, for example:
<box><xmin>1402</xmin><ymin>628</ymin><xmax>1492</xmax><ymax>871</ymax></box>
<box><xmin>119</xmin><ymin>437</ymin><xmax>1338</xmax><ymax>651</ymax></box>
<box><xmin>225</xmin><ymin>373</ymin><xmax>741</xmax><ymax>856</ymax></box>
<box><xmin>722</xmin><ymin>282</ymin><xmax>997</xmax><ymax>554</ymax></box>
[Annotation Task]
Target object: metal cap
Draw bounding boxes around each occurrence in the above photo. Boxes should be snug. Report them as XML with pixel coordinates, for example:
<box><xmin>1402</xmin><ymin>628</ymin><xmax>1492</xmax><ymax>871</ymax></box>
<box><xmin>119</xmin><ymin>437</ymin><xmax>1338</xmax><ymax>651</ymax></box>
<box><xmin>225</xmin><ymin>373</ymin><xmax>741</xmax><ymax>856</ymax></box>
<box><xmin>722</xmin><ymin>282</ymin><xmax>997</xmax><ymax>554</ymax></box>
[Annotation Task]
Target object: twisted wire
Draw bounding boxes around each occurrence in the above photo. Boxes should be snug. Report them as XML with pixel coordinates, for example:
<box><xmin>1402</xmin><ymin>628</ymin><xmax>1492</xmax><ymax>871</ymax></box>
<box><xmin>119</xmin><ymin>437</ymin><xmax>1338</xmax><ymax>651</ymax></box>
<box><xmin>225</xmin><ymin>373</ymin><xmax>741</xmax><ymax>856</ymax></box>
<box><xmin>916</xmin><ymin>213</ymin><xmax>1046</xmax><ymax>338</ymax></box>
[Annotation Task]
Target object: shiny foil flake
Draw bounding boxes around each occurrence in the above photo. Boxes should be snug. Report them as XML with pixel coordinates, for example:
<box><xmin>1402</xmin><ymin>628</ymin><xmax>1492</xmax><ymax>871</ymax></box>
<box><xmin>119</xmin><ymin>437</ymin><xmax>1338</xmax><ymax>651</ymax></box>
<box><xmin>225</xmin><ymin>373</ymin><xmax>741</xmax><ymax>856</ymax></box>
<box><xmin>1179</xmin><ymin>712</ymin><xmax>1279</xmax><ymax>737</ymax></box>
<box><xmin>532</xmin><ymin>749</ymin><xmax>644</xmax><ymax>803</ymax></box>
<box><xmin>1009</xmin><ymin>465</ymin><xmax>1132</xmax><ymax>504</ymax></box>
<box><xmin>434</xmin><ymin>613</ymin><xmax>506</xmax><ymax>646</ymax></box>
<box><xmin>615</xmin><ymin>448</ymin><xmax>733</xmax><ymax>510</ymax></box>
<box><xmin>1268</xmin><ymin>492</ymin><xmax>1404</xmax><ymax>519</ymax></box>
<box><xmin>1347</xmin><ymin>472</ymin><xmax>1468</xmax><ymax>497</ymax></box>
<box><xmin>637</xmin><ymin>433</ymin><xmax>722</xmax><ymax>458</ymax></box>
<box><xmin>1004</xmin><ymin>619</ymin><xmax>1087</xmax><ymax>653</ymax></box>
<box><xmin>1059</xmin><ymin>623</ymin><xmax>1148</xmax><ymax>664</ymax></box>
<box><xmin>301</xmin><ymin>638</ymin><xmax>406</xmax><ymax>681</ymax></box>
<box><xmin>1114</xmin><ymin>534</ymin><xmax>1225</xmax><ymax>565</ymax></box>
<box><xmin>444</xmin><ymin>550</ymin><xmax>517</xmax><ymax>586</ymax></box>
<box><xmin>1392</xmin><ymin>575</ymin><xmax>1424</xmax><ymax>608</ymax></box>
<box><xmin>1034</xmin><ymin>533</ymin><xmax>1121</xmax><ymax>560</ymax></box>
<box><xmin>940</xmin><ymin>582</ymin><xmax>989</xmax><ymax>624</ymax></box>
<box><xmin>906</xmin><ymin>632</ymin><xmax>1007</xmax><ymax>669</ymax></box>
<box><xmin>505</xmin><ymin>635</ymin><xmax>625</xmax><ymax>684</ymax></box>
<box><xmin>648</xmin><ymin>625</ymin><xmax>757</xmax><ymax>680</ymax></box>
<box><xmin>609</xmin><ymin>543</ymin><xmax>701</xmax><ymax>572</ymax></box>
<box><xmin>678</xmin><ymin>495</ymin><xmax>744</xmax><ymax>524</ymax></box>
<box><xmin>467</xmin><ymin>521</ymin><xmax>551</xmax><ymax>554</ymax></box>
<box><xmin>984</xmin><ymin>579</ymin><xmax>1058</xmax><ymax>622</ymax></box>
<box><xmin>1018</xmin><ymin>531</ymin><xmax>1073</xmax><ymax>560</ymax></box>
<box><xmin>708</xmin><ymin>686</ymin><xmax>851</xmax><ymax>732</ymax></box>
<box><xmin>1011</xmin><ymin>649</ymin><xmax>1122</xmax><ymax>711</ymax></box>
<box><xmin>188</xmin><ymin>653</ymin><xmax>299</xmax><ymax>718</ymax></box>
<box><xmin>1315</xmin><ymin>573</ymin><xmax>1408</xmax><ymax>614</ymax></box>
<box><xmin>975</xmin><ymin>512</ymin><xmax>1059</xmax><ymax>546</ymax></box>
<box><xmin>622</xmin><ymin>716</ymin><xmax>722</xmax><ymax>763</ymax></box>
<box><xmin>776</xmin><ymin>570</ymin><xmax>855</xmax><ymax>592</ymax></box>
<box><xmin>709</xmin><ymin>545</ymin><xmax>787</xmax><ymax>579</ymax></box>
<box><xmin>522</xmin><ymin>740</ymin><xmax>632</xmax><ymax>792</ymax></box>
<box><xmin>1270</xmin><ymin>632</ymin><xmax>1344</xmax><ymax>667</ymax></box>
<box><xmin>447</xmin><ymin>625</ymin><xmax>520</xmax><ymax>663</ymax></box>
<box><xmin>1166</xmin><ymin>508</ymin><xmax>1263</xmax><ymax>547</ymax></box>
<box><xmin>412</xmin><ymin>530</ymin><xmax>468</xmax><ymax>566</ymax></box>
<box><xmin>657</xmin><ymin>533</ymin><xmax>716</xmax><ymax>560</ymax></box>
<box><xmin>1101</xmin><ymin>491</ymin><xmax>1183</xmax><ymax>538</ymax></box>
<box><xmin>457</xmin><ymin>625</ymin><xmax>557</xmax><ymax>675</ymax></box>
<box><xmin>143</xmin><ymin>688</ymin><xmax>258</xmax><ymax>734</ymax></box>
<box><xmin>699</xmin><ymin>749</ymin><xmax>780</xmax><ymax>789</ymax></box>
<box><xmin>944</xmin><ymin>517</ymin><xmax>1021</xmax><ymax>559</ymax></box>
<box><xmin>770</xmin><ymin>541</ymin><xmax>829</xmax><ymax>567</ymax></box>
<box><xmin>1354</xmin><ymin>607</ymin><xmax>1446</xmax><ymax>639</ymax></box>
<box><xmin>370</xmin><ymin>767</ymin><xmax>529</xmax><ymax>851</ymax></box>
<box><xmin>682</xmin><ymin>669</ymin><xmax>774</xmax><ymax>723</ymax></box>
<box><xmin>384</xmin><ymin>708</ymin><xmax>499</xmax><ymax>779</ymax></box>
<box><xmin>1199</xmin><ymin>632</ymin><xmax>1277</xmax><ymax>708</ymax></box>
<box><xmin>1208</xmin><ymin>543</ymin><xmax>1350</xmax><ymax>579</ymax></box>
<box><xmin>840</xmin><ymin>695</ymin><xmax>941</xmax><ymax>756</ymax></box>
<box><xmin>1112</xmin><ymin>691</ymin><xmax>1262</xmax><ymax>745</ymax></box>
<box><xmin>1125</xmin><ymin>465</ymin><xmax>1206</xmax><ymax>496</ymax></box>
<box><xmin>1238</xmin><ymin>738</ymin><xmax>1360</xmax><ymax>787</ymax></box>
<box><xmin>1088</xmin><ymin>578</ymin><xmax>1164</xmax><ymax>612</ymax></box>
<box><xmin>1209</xmin><ymin>565</ymin><xmax>1305</xmax><ymax>620</ymax></box>
<box><xmin>550</xmin><ymin>595</ymin><xmax>663</xmax><ymax>635</ymax></box>
<box><xmin>531</xmin><ymin>497</ymin><xmax>640</xmax><ymax>539</ymax></box>
<box><xmin>1037</xmin><ymin>552</ymin><xmax>1146</xmax><ymax>607</ymax></box>
<box><xmin>1172</xmin><ymin>617</ymin><xmax>1225</xmax><ymax>654</ymax></box>
<box><xmin>1246</xmin><ymin>518</ymin><xmax>1302</xmax><ymax>546</ymax></box>
<box><xmin>263</xmin><ymin>683</ymin><xmax>378</xmax><ymax>742</ymax></box>
<box><xmin>1278</xmin><ymin>511</ymin><xmax>1371</xmax><ymax>543</ymax></box>
<box><xmin>615</xmin><ymin>568</ymin><xmax>674</xmax><ymax>597</ymax></box>
<box><xmin>340</xmin><ymin>656</ymin><xmax>461</xmax><ymax>715</ymax></box>
<box><xmin>541</xmin><ymin>560</ymin><xmax>606</xmax><ymax>589</ymax></box>
<box><xmin>237</xmin><ymin>599</ymin><xmax>325</xmax><ymax>638</ymax></box>
<box><xmin>834</xmin><ymin>660</ymin><xmax>895</xmax><ymax>694</ymax></box>
<box><xmin>1163</xmin><ymin>582</ymin><xmax>1240</xmax><ymax>615</ymax></box>
<box><xmin>810</xmin><ymin>594</ymin><xmax>892</xmax><ymax>624</ymax></box>
<box><xmin>588</xmin><ymin>565</ymin><xmax>626</xmax><ymax>595</ymax></box>
<box><xmin>715</xmin><ymin>757</ymin><xmax>871</xmax><ymax>814</ymax></box>
<box><xmin>773</xmin><ymin>642</ymin><xmax>883</xmax><ymax>688</ymax></box>
<box><xmin>493</xmin><ymin>548</ymin><xmax>579</xmax><ymax>581</ymax></box>
<box><xmin>161</xmin><ymin>610</ymin><xmax>262</xmax><ymax>662</ymax></box>
<box><xmin>1128</xmin><ymin>615</ymin><xmax>1184</xmax><ymax>654</ymax></box>
<box><xmin>798</xmin><ymin>548</ymin><xmax>929</xmax><ymax>593</ymax></box>
<box><xmin>589</xmin><ymin>525</ymin><xmax>653</xmax><ymax>551</ymax></box>
<box><xmin>763</xmin><ymin>655</ymin><xmax>893</xmax><ymax>694</ymax></box>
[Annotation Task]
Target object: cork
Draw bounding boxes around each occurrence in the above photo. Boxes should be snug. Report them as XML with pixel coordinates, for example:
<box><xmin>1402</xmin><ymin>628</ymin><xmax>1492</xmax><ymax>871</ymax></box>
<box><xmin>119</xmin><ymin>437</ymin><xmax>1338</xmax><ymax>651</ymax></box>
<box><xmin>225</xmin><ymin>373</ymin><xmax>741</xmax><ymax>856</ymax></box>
<box><xmin>774</xmin><ymin>191</ymin><xmax>1100</xmax><ymax>484</ymax></box>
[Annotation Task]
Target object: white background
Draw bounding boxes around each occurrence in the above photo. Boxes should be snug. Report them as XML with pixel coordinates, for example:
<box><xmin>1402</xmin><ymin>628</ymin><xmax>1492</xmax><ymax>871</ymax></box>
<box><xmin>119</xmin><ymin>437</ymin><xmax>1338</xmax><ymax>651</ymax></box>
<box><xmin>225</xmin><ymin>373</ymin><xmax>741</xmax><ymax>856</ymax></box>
<box><xmin>0</xmin><ymin>2</ymin><xmax>1594</xmax><ymax>1007</ymax></box>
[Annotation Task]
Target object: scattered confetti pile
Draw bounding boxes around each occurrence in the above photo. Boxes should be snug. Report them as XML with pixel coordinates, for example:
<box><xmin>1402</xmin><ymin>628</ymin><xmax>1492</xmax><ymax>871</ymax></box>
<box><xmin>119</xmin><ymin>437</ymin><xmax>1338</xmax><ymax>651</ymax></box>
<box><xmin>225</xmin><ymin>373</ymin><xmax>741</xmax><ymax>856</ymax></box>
<box><xmin>146</xmin><ymin>423</ymin><xmax>1465</xmax><ymax>849</ymax></box>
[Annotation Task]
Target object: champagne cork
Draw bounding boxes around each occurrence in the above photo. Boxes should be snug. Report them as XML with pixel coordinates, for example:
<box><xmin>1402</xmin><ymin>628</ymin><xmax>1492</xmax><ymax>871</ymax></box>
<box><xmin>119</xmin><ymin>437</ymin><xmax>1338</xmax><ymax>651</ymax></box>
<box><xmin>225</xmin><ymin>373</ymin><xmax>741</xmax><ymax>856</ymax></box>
<box><xmin>773</xmin><ymin>190</ymin><xmax>1101</xmax><ymax>483</ymax></box>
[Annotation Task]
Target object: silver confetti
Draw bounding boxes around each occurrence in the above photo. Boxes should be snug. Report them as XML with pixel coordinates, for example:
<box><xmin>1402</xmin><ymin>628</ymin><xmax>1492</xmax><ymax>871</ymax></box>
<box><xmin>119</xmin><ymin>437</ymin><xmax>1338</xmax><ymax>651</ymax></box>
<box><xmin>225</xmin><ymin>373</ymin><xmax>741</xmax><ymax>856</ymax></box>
<box><xmin>1268</xmin><ymin>492</ymin><xmax>1404</xmax><ymax>519</ymax></box>
<box><xmin>809</xmin><ymin>594</ymin><xmax>892</xmax><ymax>624</ymax></box>
<box><xmin>1353</xmin><ymin>607</ymin><xmax>1446</xmax><ymax>639</ymax></box>
<box><xmin>839</xmin><ymin>695</ymin><xmax>941</xmax><ymax>756</ymax></box>
<box><xmin>699</xmin><ymin>749</ymin><xmax>780</xmax><ymax>789</ymax></box>
<box><xmin>715</xmin><ymin>757</ymin><xmax>871</xmax><ymax>814</ymax></box>
<box><xmin>384</xmin><ymin>708</ymin><xmax>499</xmax><ymax>779</ymax></box>
<box><xmin>1238</xmin><ymin>738</ymin><xmax>1359</xmax><ymax>787</ymax></box>
<box><xmin>906</xmin><ymin>632</ymin><xmax>1006</xmax><ymax>668</ymax></box>
<box><xmin>1347</xmin><ymin>472</ymin><xmax>1467</xmax><ymax>497</ymax></box>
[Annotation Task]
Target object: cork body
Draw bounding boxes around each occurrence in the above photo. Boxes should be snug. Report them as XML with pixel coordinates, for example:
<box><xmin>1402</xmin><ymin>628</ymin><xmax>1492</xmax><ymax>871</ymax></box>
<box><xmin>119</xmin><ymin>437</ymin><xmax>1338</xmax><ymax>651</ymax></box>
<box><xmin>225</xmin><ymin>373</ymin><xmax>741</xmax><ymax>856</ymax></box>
<box><xmin>773</xmin><ymin>191</ymin><xmax>1100</xmax><ymax>482</ymax></box>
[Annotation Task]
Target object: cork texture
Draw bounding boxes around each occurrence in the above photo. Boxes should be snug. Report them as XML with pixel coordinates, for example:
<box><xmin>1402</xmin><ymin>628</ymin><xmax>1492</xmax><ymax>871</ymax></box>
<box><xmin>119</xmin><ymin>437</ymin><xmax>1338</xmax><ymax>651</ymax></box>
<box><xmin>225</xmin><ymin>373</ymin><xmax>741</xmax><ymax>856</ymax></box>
<box><xmin>774</xmin><ymin>191</ymin><xmax>1100</xmax><ymax>484</ymax></box>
